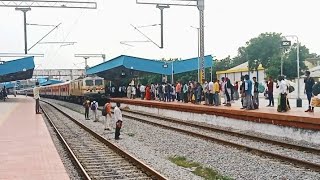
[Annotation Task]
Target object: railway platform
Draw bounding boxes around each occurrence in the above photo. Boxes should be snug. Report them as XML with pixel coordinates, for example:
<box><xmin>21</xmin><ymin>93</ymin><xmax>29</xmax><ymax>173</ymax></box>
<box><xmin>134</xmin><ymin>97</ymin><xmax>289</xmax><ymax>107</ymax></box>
<box><xmin>112</xmin><ymin>97</ymin><xmax>320</xmax><ymax>131</ymax></box>
<box><xmin>0</xmin><ymin>95</ymin><xmax>69</xmax><ymax>180</ymax></box>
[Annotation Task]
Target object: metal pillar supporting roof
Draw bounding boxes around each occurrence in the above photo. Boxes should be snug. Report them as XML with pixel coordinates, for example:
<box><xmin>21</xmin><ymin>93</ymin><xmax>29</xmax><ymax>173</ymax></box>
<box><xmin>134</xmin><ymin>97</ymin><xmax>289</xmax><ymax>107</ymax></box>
<box><xmin>0</xmin><ymin>0</ymin><xmax>97</xmax><ymax>9</ymax></box>
<box><xmin>136</xmin><ymin>0</ymin><xmax>206</xmax><ymax>82</ymax></box>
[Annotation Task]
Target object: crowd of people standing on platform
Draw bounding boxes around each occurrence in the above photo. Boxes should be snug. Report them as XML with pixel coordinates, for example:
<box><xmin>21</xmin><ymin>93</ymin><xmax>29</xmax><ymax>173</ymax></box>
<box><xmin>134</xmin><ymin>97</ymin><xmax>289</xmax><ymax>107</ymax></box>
<box><xmin>105</xmin><ymin>71</ymin><xmax>319</xmax><ymax>113</ymax></box>
<box><xmin>106</xmin><ymin>76</ymin><xmax>265</xmax><ymax>110</ymax></box>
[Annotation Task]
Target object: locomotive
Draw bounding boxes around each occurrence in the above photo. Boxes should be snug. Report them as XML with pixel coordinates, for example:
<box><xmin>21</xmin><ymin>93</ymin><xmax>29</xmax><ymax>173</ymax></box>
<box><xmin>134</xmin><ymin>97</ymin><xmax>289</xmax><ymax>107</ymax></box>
<box><xmin>20</xmin><ymin>76</ymin><xmax>108</xmax><ymax>104</ymax></box>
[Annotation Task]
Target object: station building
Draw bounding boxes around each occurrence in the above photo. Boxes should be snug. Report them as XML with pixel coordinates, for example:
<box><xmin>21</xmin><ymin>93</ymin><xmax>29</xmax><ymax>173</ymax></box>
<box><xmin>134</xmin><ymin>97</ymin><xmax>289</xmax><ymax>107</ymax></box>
<box><xmin>216</xmin><ymin>61</ymin><xmax>265</xmax><ymax>84</ymax></box>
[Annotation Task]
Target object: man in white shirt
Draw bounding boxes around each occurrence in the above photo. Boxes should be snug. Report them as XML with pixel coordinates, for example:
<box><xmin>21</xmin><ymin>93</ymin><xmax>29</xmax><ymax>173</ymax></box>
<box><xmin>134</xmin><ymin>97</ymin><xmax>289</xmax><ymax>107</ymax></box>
<box><xmin>91</xmin><ymin>100</ymin><xmax>99</xmax><ymax>121</ymax></box>
<box><xmin>220</xmin><ymin>77</ymin><xmax>226</xmax><ymax>104</ymax></box>
<box><xmin>114</xmin><ymin>102</ymin><xmax>123</xmax><ymax>140</ymax></box>
<box><xmin>151</xmin><ymin>83</ymin><xmax>155</xmax><ymax>100</ymax></box>
<box><xmin>140</xmin><ymin>84</ymin><xmax>146</xmax><ymax>100</ymax></box>
<box><xmin>208</xmin><ymin>80</ymin><xmax>214</xmax><ymax>105</ymax></box>
<box><xmin>131</xmin><ymin>86</ymin><xmax>136</xmax><ymax>99</ymax></box>
<box><xmin>277</xmin><ymin>76</ymin><xmax>288</xmax><ymax>112</ymax></box>
<box><xmin>33</xmin><ymin>82</ymin><xmax>41</xmax><ymax>114</ymax></box>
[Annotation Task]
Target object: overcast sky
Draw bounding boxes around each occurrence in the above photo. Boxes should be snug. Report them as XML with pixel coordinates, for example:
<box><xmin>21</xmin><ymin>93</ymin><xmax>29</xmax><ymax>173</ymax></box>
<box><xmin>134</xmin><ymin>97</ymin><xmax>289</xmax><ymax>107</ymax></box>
<box><xmin>0</xmin><ymin>0</ymin><xmax>319</xmax><ymax>69</ymax></box>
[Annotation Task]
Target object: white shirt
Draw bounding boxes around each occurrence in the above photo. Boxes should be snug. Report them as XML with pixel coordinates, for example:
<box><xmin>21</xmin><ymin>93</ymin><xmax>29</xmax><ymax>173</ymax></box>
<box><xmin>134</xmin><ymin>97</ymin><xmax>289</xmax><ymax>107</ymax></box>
<box><xmin>127</xmin><ymin>86</ymin><xmax>132</xmax><ymax>93</ymax></box>
<box><xmin>91</xmin><ymin>101</ymin><xmax>98</xmax><ymax>110</ymax></box>
<box><xmin>114</xmin><ymin>106</ymin><xmax>123</xmax><ymax>121</ymax></box>
<box><xmin>33</xmin><ymin>86</ymin><xmax>40</xmax><ymax>99</ymax></box>
<box><xmin>132</xmin><ymin>87</ymin><xmax>136</xmax><ymax>95</ymax></box>
<box><xmin>279</xmin><ymin>80</ymin><xmax>287</xmax><ymax>94</ymax></box>
<box><xmin>203</xmin><ymin>83</ymin><xmax>208</xmax><ymax>93</ymax></box>
<box><xmin>221</xmin><ymin>81</ymin><xmax>226</xmax><ymax>92</ymax></box>
<box><xmin>140</xmin><ymin>85</ymin><xmax>146</xmax><ymax>93</ymax></box>
<box><xmin>208</xmin><ymin>82</ymin><xmax>214</xmax><ymax>92</ymax></box>
<box><xmin>171</xmin><ymin>88</ymin><xmax>176</xmax><ymax>95</ymax></box>
<box><xmin>151</xmin><ymin>84</ymin><xmax>155</xmax><ymax>92</ymax></box>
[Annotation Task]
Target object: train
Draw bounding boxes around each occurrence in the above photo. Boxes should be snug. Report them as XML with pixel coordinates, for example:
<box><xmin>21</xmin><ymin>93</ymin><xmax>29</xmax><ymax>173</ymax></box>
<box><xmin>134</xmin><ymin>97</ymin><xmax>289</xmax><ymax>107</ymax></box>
<box><xmin>20</xmin><ymin>76</ymin><xmax>108</xmax><ymax>104</ymax></box>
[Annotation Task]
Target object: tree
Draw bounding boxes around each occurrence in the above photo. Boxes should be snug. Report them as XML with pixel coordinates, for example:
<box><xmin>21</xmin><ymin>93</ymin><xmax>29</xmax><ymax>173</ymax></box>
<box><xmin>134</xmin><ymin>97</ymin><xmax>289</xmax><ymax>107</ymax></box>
<box><xmin>282</xmin><ymin>44</ymin><xmax>310</xmax><ymax>79</ymax></box>
<box><xmin>245</xmin><ymin>32</ymin><xmax>282</xmax><ymax>71</ymax></box>
<box><xmin>212</xmin><ymin>56</ymin><xmax>232</xmax><ymax>79</ymax></box>
<box><xmin>233</xmin><ymin>32</ymin><xmax>312</xmax><ymax>80</ymax></box>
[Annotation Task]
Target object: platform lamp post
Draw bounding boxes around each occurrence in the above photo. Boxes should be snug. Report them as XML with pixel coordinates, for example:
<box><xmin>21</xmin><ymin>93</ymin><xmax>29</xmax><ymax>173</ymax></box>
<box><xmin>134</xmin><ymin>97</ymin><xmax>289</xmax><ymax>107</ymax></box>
<box><xmin>253</xmin><ymin>59</ymin><xmax>259</xmax><ymax>82</ymax></box>
<box><xmin>280</xmin><ymin>38</ymin><xmax>290</xmax><ymax>76</ymax></box>
<box><xmin>284</xmin><ymin>35</ymin><xmax>301</xmax><ymax>107</ymax></box>
<box><xmin>211</xmin><ymin>56</ymin><xmax>216</xmax><ymax>82</ymax></box>
<box><xmin>171</xmin><ymin>60</ymin><xmax>174</xmax><ymax>84</ymax></box>
<box><xmin>163</xmin><ymin>61</ymin><xmax>174</xmax><ymax>84</ymax></box>
<box><xmin>15</xmin><ymin>7</ymin><xmax>31</xmax><ymax>54</ymax></box>
<box><xmin>163</xmin><ymin>62</ymin><xmax>168</xmax><ymax>83</ymax></box>
<box><xmin>190</xmin><ymin>26</ymin><xmax>200</xmax><ymax>82</ymax></box>
<box><xmin>136</xmin><ymin>0</ymin><xmax>205</xmax><ymax>82</ymax></box>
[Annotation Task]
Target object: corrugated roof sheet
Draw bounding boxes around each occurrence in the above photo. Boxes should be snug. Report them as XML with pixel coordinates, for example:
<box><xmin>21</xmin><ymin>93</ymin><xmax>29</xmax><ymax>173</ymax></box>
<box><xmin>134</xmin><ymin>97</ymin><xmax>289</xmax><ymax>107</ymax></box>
<box><xmin>0</xmin><ymin>56</ymin><xmax>35</xmax><ymax>76</ymax></box>
<box><xmin>86</xmin><ymin>55</ymin><xmax>213</xmax><ymax>75</ymax></box>
<box><xmin>40</xmin><ymin>79</ymin><xmax>63</xmax><ymax>86</ymax></box>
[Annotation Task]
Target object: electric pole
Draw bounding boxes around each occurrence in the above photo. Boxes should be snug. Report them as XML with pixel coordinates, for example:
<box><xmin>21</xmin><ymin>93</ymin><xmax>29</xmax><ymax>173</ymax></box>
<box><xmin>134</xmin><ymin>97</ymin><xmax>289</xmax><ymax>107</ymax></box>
<box><xmin>1</xmin><ymin>0</ymin><xmax>97</xmax><ymax>54</ymax></box>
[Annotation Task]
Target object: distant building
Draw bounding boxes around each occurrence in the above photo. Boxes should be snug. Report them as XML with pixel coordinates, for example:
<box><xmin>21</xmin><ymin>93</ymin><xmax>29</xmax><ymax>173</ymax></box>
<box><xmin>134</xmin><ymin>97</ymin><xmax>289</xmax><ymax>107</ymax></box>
<box><xmin>32</xmin><ymin>69</ymin><xmax>85</xmax><ymax>81</ymax></box>
<box><xmin>216</xmin><ymin>61</ymin><xmax>265</xmax><ymax>83</ymax></box>
<box><xmin>305</xmin><ymin>58</ymin><xmax>320</xmax><ymax>69</ymax></box>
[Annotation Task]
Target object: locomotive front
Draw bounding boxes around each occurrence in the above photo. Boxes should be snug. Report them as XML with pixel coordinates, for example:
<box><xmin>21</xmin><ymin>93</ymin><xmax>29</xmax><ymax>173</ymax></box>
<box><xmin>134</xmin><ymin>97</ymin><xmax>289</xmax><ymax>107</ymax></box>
<box><xmin>82</xmin><ymin>76</ymin><xmax>107</xmax><ymax>101</ymax></box>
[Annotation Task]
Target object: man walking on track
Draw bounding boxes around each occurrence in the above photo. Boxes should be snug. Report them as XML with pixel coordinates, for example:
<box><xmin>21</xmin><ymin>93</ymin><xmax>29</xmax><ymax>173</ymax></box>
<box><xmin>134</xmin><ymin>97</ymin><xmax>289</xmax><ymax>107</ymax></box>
<box><xmin>104</xmin><ymin>99</ymin><xmax>112</xmax><ymax>130</ymax></box>
<box><xmin>114</xmin><ymin>102</ymin><xmax>123</xmax><ymax>140</ymax></box>
<box><xmin>33</xmin><ymin>82</ymin><xmax>41</xmax><ymax>114</ymax></box>
<box><xmin>83</xmin><ymin>98</ymin><xmax>91</xmax><ymax>120</ymax></box>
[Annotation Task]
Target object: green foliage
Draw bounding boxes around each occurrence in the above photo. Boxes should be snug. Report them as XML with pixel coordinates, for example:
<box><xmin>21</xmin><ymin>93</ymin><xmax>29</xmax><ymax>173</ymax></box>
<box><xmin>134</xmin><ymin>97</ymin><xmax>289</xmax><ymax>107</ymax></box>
<box><xmin>139</xmin><ymin>74</ymin><xmax>162</xmax><ymax>85</ymax></box>
<box><xmin>245</xmin><ymin>32</ymin><xmax>283</xmax><ymax>70</ymax></box>
<box><xmin>233</xmin><ymin>32</ymin><xmax>314</xmax><ymax>80</ymax></box>
<box><xmin>282</xmin><ymin>44</ymin><xmax>310</xmax><ymax>79</ymax></box>
<box><xmin>193</xmin><ymin>166</ymin><xmax>233</xmax><ymax>180</ymax></box>
<box><xmin>168</xmin><ymin>156</ymin><xmax>200</xmax><ymax>168</ymax></box>
<box><xmin>132</xmin><ymin>32</ymin><xmax>317</xmax><ymax>83</ymax></box>
<box><xmin>169</xmin><ymin>156</ymin><xmax>233</xmax><ymax>180</ymax></box>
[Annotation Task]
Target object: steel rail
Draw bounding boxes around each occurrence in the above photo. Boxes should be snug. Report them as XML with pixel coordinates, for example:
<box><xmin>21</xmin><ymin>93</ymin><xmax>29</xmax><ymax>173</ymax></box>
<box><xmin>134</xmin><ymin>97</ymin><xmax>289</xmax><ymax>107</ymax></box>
<box><xmin>40</xmin><ymin>105</ymin><xmax>91</xmax><ymax>180</ymax></box>
<box><xmin>118</xmin><ymin>109</ymin><xmax>320</xmax><ymax>172</ymax></box>
<box><xmin>42</xmin><ymin>100</ymin><xmax>168</xmax><ymax>180</ymax></box>
<box><xmin>121</xmin><ymin>108</ymin><xmax>320</xmax><ymax>155</ymax></box>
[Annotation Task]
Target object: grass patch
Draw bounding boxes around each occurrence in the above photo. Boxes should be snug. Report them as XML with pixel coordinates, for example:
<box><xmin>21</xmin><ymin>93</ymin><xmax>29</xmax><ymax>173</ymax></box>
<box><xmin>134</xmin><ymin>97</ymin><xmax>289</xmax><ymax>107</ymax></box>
<box><xmin>169</xmin><ymin>156</ymin><xmax>232</xmax><ymax>180</ymax></box>
<box><xmin>169</xmin><ymin>156</ymin><xmax>200</xmax><ymax>168</ymax></box>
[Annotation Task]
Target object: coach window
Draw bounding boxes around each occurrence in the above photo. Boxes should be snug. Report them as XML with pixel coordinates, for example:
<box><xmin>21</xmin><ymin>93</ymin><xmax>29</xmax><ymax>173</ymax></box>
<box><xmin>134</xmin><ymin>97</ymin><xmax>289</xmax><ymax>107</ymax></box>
<box><xmin>95</xmin><ymin>79</ymin><xmax>103</xmax><ymax>86</ymax></box>
<box><xmin>85</xmin><ymin>80</ymin><xmax>93</xmax><ymax>86</ymax></box>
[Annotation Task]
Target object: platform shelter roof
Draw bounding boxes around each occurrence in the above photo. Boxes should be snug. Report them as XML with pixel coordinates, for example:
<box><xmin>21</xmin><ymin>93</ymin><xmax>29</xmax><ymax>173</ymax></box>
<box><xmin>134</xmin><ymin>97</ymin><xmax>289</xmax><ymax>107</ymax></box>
<box><xmin>0</xmin><ymin>56</ymin><xmax>35</xmax><ymax>83</ymax></box>
<box><xmin>40</xmin><ymin>79</ymin><xmax>63</xmax><ymax>86</ymax></box>
<box><xmin>86</xmin><ymin>55</ymin><xmax>213</xmax><ymax>79</ymax></box>
<box><xmin>0</xmin><ymin>82</ymin><xmax>15</xmax><ymax>89</ymax></box>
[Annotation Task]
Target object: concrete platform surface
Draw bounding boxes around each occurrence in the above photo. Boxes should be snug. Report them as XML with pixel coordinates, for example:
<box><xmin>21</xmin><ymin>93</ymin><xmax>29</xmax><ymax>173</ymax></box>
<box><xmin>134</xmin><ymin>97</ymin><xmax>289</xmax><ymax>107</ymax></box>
<box><xmin>0</xmin><ymin>96</ymin><xmax>69</xmax><ymax>180</ymax></box>
<box><xmin>112</xmin><ymin>97</ymin><xmax>320</xmax><ymax>130</ymax></box>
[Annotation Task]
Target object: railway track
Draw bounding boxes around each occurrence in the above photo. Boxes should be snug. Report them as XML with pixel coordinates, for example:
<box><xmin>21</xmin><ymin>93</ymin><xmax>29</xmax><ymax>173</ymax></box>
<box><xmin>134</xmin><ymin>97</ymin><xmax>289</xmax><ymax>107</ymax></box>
<box><xmin>40</xmin><ymin>101</ymin><xmax>167</xmax><ymax>180</ymax></box>
<box><xmin>116</xmin><ymin>107</ymin><xmax>320</xmax><ymax>172</ymax></box>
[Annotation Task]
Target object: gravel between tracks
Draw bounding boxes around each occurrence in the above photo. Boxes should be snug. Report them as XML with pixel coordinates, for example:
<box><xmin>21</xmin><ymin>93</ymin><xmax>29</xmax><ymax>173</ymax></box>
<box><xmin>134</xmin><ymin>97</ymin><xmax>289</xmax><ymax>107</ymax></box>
<box><xmin>123</xmin><ymin>111</ymin><xmax>320</xmax><ymax>164</ymax></box>
<box><xmin>42</xmin><ymin>111</ymin><xmax>84</xmax><ymax>180</ymax></box>
<box><xmin>45</xmin><ymin>99</ymin><xmax>320</xmax><ymax>180</ymax></box>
